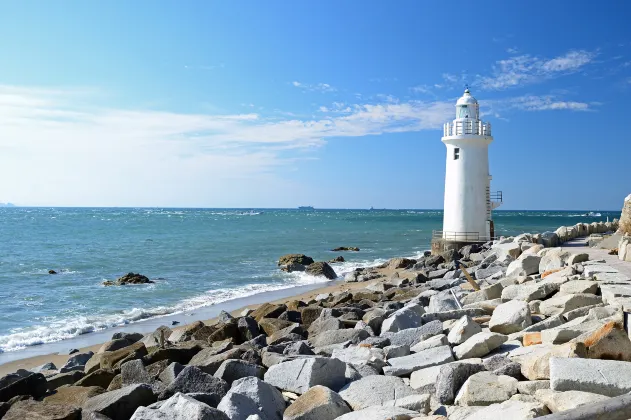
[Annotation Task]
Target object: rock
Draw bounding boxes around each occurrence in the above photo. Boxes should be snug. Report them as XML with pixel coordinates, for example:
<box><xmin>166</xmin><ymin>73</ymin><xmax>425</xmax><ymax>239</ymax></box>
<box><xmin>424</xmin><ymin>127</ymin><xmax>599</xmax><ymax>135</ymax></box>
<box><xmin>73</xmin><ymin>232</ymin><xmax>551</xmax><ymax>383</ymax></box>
<box><xmin>159</xmin><ymin>366</ymin><xmax>229</xmax><ymax>403</ymax></box>
<box><xmin>309</xmin><ymin>329</ymin><xmax>369</xmax><ymax>348</ymax></box>
<box><xmin>278</xmin><ymin>254</ymin><xmax>314</xmax><ymax>267</ymax></box>
<box><xmin>44</xmin><ymin>385</ymin><xmax>104</xmax><ymax>406</ymax></box>
<box><xmin>381</xmin><ymin>320</ymin><xmax>443</xmax><ymax>347</ymax></box>
<box><xmin>334</xmin><ymin>406</ymin><xmax>418</xmax><ymax>420</ymax></box>
<box><xmin>141</xmin><ymin>326</ymin><xmax>172</xmax><ymax>349</ymax></box>
<box><xmin>380</xmin><ymin>305</ymin><xmax>424</xmax><ymax>333</ymax></box>
<box><xmin>489</xmin><ymin>300</ymin><xmax>532</xmax><ymax>334</ymax></box>
<box><xmin>305</xmin><ymin>262</ymin><xmax>337</xmax><ymax>280</ymax></box>
<box><xmin>143</xmin><ymin>341</ymin><xmax>205</xmax><ymax>366</ymax></box>
<box><xmin>506</xmin><ymin>255</ymin><xmax>541</xmax><ymax>277</ymax></box>
<box><xmin>453</xmin><ymin>332</ymin><xmax>508</xmax><ymax>359</ymax></box>
<box><xmin>0</xmin><ymin>372</ymin><xmax>47</xmax><ymax>402</ymax></box>
<box><xmin>83</xmin><ymin>384</ymin><xmax>156</xmax><ymax>420</ymax></box>
<box><xmin>338</xmin><ymin>375</ymin><xmax>417</xmax><ymax>410</ymax></box>
<box><xmin>33</xmin><ymin>362</ymin><xmax>57</xmax><ymax>372</ymax></box>
<box><xmin>461</xmin><ymin>283</ymin><xmax>504</xmax><ymax>305</ymax></box>
<box><xmin>448</xmin><ymin>316</ymin><xmax>482</xmax><ymax>345</ymax></box>
<box><xmin>516</xmin><ymin>380</ymin><xmax>550</xmax><ymax>395</ymax></box>
<box><xmin>539</xmin><ymin>293</ymin><xmax>603</xmax><ymax>316</ymax></box>
<box><xmin>578</xmin><ymin>321</ymin><xmax>631</xmax><ymax>361</ymax></box>
<box><xmin>213</xmin><ymin>360</ymin><xmax>265</xmax><ymax>385</ymax></box>
<box><xmin>435</xmin><ymin>362</ymin><xmax>486</xmax><ymax>404</ymax></box>
<box><xmin>534</xmin><ymin>388</ymin><xmax>609</xmax><ymax>413</ymax></box>
<box><xmin>383</xmin><ymin>345</ymin><xmax>454</xmax><ymax>376</ymax></box>
<box><xmin>2</xmin><ymin>400</ymin><xmax>81</xmax><ymax>420</ymax></box>
<box><xmin>455</xmin><ymin>371</ymin><xmax>518</xmax><ymax>406</ymax></box>
<box><xmin>283</xmin><ymin>385</ymin><xmax>350</xmax><ymax>420</ymax></box>
<box><xmin>617</xmin><ymin>194</ymin><xmax>631</xmax><ymax>235</ymax></box>
<box><xmin>475</xmin><ymin>265</ymin><xmax>506</xmax><ymax>281</ymax></box>
<box><xmin>333</xmin><ymin>246</ymin><xmax>360</xmax><ymax>252</ymax></box>
<box><xmin>47</xmin><ymin>370</ymin><xmax>85</xmax><ymax>390</ymax></box>
<box><xmin>550</xmin><ymin>357</ymin><xmax>631</xmax><ymax>397</ymax></box>
<box><xmin>131</xmin><ymin>392</ymin><xmax>230</xmax><ymax>420</ymax></box>
<box><xmin>382</xmin><ymin>393</ymin><xmax>430</xmax><ymax>414</ymax></box>
<box><xmin>462</xmin><ymin>399</ymin><xmax>549</xmax><ymax>419</ymax></box>
<box><xmin>61</xmin><ymin>351</ymin><xmax>94</xmax><ymax>372</ymax></box>
<box><xmin>157</xmin><ymin>362</ymin><xmax>184</xmax><ymax>386</ymax></box>
<box><xmin>189</xmin><ymin>347</ymin><xmax>244</xmax><ymax>375</ymax></box>
<box><xmin>332</xmin><ymin>346</ymin><xmax>386</xmax><ymax>368</ymax></box>
<box><xmin>218</xmin><ymin>376</ymin><xmax>285</xmax><ymax>420</ymax></box>
<box><xmin>75</xmin><ymin>368</ymin><xmax>117</xmax><ymax>388</ymax></box>
<box><xmin>539</xmin><ymin>250</ymin><xmax>571</xmax><ymax>273</ymax></box>
<box><xmin>264</xmin><ymin>357</ymin><xmax>346</xmax><ymax>394</ymax></box>
<box><xmin>409</xmin><ymin>335</ymin><xmax>447</xmax><ymax>353</ymax></box>
<box><xmin>104</xmin><ymin>272</ymin><xmax>154</xmax><ymax>286</ymax></box>
<box><xmin>250</xmin><ymin>303</ymin><xmax>287</xmax><ymax>322</ymax></box>
<box><xmin>501</xmin><ymin>282</ymin><xmax>559</xmax><ymax>302</ymax></box>
<box><xmin>388</xmin><ymin>258</ymin><xmax>416</xmax><ymax>269</ymax></box>
<box><xmin>514</xmin><ymin>342</ymin><xmax>585</xmax><ymax>381</ymax></box>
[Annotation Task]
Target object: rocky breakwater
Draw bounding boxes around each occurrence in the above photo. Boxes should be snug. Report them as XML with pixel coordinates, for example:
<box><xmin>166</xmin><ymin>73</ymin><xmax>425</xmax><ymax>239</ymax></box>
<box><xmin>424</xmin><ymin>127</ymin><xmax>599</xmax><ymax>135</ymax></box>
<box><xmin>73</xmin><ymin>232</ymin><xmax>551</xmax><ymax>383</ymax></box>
<box><xmin>618</xmin><ymin>194</ymin><xmax>631</xmax><ymax>262</ymax></box>
<box><xmin>278</xmin><ymin>254</ymin><xmax>338</xmax><ymax>280</ymax></box>
<box><xmin>5</xmin><ymin>225</ymin><xmax>631</xmax><ymax>419</ymax></box>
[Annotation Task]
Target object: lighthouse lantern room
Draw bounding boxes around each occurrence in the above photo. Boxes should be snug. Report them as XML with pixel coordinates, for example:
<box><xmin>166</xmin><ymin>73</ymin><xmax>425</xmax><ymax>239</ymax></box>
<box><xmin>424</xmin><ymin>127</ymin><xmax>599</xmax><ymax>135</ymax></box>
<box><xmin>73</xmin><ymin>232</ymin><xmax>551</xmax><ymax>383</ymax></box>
<box><xmin>431</xmin><ymin>88</ymin><xmax>502</xmax><ymax>253</ymax></box>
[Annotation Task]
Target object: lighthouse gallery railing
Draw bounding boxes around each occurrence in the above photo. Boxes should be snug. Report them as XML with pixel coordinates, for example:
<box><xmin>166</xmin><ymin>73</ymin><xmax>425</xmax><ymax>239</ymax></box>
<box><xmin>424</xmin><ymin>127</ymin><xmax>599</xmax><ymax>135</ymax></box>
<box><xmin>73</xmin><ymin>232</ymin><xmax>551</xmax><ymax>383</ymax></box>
<box><xmin>443</xmin><ymin>121</ymin><xmax>492</xmax><ymax>137</ymax></box>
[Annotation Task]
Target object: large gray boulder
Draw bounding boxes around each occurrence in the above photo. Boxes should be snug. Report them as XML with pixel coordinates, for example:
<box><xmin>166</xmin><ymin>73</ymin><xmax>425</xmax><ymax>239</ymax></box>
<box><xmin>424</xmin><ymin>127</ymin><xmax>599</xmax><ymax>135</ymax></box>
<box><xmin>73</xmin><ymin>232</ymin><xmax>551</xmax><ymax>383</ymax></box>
<box><xmin>382</xmin><ymin>345</ymin><xmax>454</xmax><ymax>376</ymax></box>
<box><xmin>453</xmin><ymin>332</ymin><xmax>508</xmax><ymax>360</ymax></box>
<box><xmin>448</xmin><ymin>315</ymin><xmax>482</xmax><ymax>346</ymax></box>
<box><xmin>489</xmin><ymin>300</ymin><xmax>532</xmax><ymax>334</ymax></box>
<box><xmin>550</xmin><ymin>357</ymin><xmax>631</xmax><ymax>397</ymax></box>
<box><xmin>380</xmin><ymin>320</ymin><xmax>443</xmax><ymax>347</ymax></box>
<box><xmin>501</xmin><ymin>282</ymin><xmax>559</xmax><ymax>302</ymax></box>
<box><xmin>283</xmin><ymin>385</ymin><xmax>350</xmax><ymax>420</ymax></box>
<box><xmin>435</xmin><ymin>362</ymin><xmax>486</xmax><ymax>405</ymax></box>
<box><xmin>308</xmin><ymin>330</ymin><xmax>369</xmax><ymax>348</ymax></box>
<box><xmin>338</xmin><ymin>375</ymin><xmax>417</xmax><ymax>410</ymax></box>
<box><xmin>61</xmin><ymin>351</ymin><xmax>94</xmax><ymax>372</ymax></box>
<box><xmin>159</xmin><ymin>366</ymin><xmax>229</xmax><ymax>404</ymax></box>
<box><xmin>263</xmin><ymin>357</ymin><xmax>346</xmax><ymax>394</ymax></box>
<box><xmin>380</xmin><ymin>306</ymin><xmax>424</xmax><ymax>333</ymax></box>
<box><xmin>0</xmin><ymin>371</ymin><xmax>47</xmax><ymax>402</ymax></box>
<box><xmin>131</xmin><ymin>392</ymin><xmax>229</xmax><ymax>419</ymax></box>
<box><xmin>159</xmin><ymin>362</ymin><xmax>185</xmax><ymax>386</ymax></box>
<box><xmin>2</xmin><ymin>400</ymin><xmax>81</xmax><ymax>420</ymax></box>
<box><xmin>217</xmin><ymin>376</ymin><xmax>285</xmax><ymax>420</ymax></box>
<box><xmin>463</xmin><ymin>399</ymin><xmax>549</xmax><ymax>419</ymax></box>
<box><xmin>533</xmin><ymin>389</ymin><xmax>610</xmax><ymax>413</ymax></box>
<box><xmin>506</xmin><ymin>255</ymin><xmax>541</xmax><ymax>277</ymax></box>
<box><xmin>83</xmin><ymin>384</ymin><xmax>156</xmax><ymax>420</ymax></box>
<box><xmin>539</xmin><ymin>293</ymin><xmax>602</xmax><ymax>316</ymax></box>
<box><xmin>213</xmin><ymin>360</ymin><xmax>265</xmax><ymax>385</ymax></box>
<box><xmin>121</xmin><ymin>360</ymin><xmax>152</xmax><ymax>386</ymax></box>
<box><xmin>455</xmin><ymin>371</ymin><xmax>518</xmax><ymax>406</ymax></box>
<box><xmin>334</xmin><ymin>406</ymin><xmax>418</xmax><ymax>420</ymax></box>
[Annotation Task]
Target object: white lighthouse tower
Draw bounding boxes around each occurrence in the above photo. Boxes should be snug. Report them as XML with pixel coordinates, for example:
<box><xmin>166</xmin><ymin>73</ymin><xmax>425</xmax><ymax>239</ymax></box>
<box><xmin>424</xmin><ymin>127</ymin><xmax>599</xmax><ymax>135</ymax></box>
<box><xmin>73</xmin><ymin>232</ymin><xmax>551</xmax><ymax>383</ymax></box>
<box><xmin>432</xmin><ymin>88</ymin><xmax>502</xmax><ymax>253</ymax></box>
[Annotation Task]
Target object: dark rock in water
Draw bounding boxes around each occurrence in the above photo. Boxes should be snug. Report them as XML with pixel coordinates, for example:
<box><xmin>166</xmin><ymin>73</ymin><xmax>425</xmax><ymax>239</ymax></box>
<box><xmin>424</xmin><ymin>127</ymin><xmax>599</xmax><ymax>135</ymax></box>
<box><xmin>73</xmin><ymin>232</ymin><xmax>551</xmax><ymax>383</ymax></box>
<box><xmin>0</xmin><ymin>372</ymin><xmax>47</xmax><ymax>402</ymax></box>
<box><xmin>329</xmin><ymin>256</ymin><xmax>345</xmax><ymax>263</ymax></box>
<box><xmin>280</xmin><ymin>262</ymin><xmax>306</xmax><ymax>273</ymax></box>
<box><xmin>48</xmin><ymin>269</ymin><xmax>57</xmax><ymax>275</ymax></box>
<box><xmin>278</xmin><ymin>254</ymin><xmax>314</xmax><ymax>267</ymax></box>
<box><xmin>305</xmin><ymin>262</ymin><xmax>337</xmax><ymax>280</ymax></box>
<box><xmin>171</xmin><ymin>321</ymin><xmax>180</xmax><ymax>326</ymax></box>
<box><xmin>332</xmin><ymin>246</ymin><xmax>360</xmax><ymax>252</ymax></box>
<box><xmin>103</xmin><ymin>272</ymin><xmax>154</xmax><ymax>286</ymax></box>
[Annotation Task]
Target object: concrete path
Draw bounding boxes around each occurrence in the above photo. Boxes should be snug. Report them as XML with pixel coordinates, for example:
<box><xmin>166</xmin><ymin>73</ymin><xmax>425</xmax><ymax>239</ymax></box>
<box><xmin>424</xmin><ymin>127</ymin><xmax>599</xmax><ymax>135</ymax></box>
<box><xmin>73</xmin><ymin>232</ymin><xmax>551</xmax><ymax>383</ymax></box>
<box><xmin>560</xmin><ymin>237</ymin><xmax>631</xmax><ymax>279</ymax></box>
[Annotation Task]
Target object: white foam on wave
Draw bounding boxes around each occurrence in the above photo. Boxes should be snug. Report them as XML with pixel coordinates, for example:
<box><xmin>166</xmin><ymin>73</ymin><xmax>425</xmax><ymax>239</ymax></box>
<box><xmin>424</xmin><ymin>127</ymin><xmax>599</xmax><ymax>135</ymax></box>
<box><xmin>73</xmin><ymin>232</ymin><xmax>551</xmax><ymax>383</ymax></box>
<box><xmin>0</xmin><ymin>270</ymin><xmax>331</xmax><ymax>353</ymax></box>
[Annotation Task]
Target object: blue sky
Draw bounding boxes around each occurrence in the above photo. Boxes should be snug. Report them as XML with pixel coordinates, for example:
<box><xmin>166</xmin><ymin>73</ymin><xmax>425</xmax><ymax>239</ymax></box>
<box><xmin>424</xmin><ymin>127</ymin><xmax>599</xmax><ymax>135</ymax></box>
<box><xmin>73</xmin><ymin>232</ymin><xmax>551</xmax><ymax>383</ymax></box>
<box><xmin>0</xmin><ymin>1</ymin><xmax>629</xmax><ymax>210</ymax></box>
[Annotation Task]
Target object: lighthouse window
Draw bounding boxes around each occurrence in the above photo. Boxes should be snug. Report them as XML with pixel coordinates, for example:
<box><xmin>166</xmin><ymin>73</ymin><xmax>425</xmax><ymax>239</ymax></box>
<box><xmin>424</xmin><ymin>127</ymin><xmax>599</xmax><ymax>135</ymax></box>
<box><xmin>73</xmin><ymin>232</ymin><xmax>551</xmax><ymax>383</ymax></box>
<box><xmin>457</xmin><ymin>105</ymin><xmax>469</xmax><ymax>119</ymax></box>
<box><xmin>454</xmin><ymin>148</ymin><xmax>460</xmax><ymax>160</ymax></box>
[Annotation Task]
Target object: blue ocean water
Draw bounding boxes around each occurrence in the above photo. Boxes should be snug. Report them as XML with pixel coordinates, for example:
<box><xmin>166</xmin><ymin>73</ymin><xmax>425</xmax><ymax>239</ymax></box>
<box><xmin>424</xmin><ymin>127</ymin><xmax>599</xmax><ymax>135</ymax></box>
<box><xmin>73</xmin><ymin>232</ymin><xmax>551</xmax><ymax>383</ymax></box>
<box><xmin>0</xmin><ymin>207</ymin><xmax>619</xmax><ymax>353</ymax></box>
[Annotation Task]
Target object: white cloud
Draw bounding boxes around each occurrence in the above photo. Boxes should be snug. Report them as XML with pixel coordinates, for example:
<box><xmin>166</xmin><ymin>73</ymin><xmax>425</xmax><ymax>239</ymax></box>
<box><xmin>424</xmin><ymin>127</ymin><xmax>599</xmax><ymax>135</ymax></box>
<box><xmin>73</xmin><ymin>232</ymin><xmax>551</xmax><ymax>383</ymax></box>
<box><xmin>477</xmin><ymin>50</ymin><xmax>595</xmax><ymax>90</ymax></box>
<box><xmin>291</xmin><ymin>81</ymin><xmax>336</xmax><ymax>93</ymax></box>
<box><xmin>0</xmin><ymin>85</ymin><xmax>454</xmax><ymax>206</ymax></box>
<box><xmin>483</xmin><ymin>94</ymin><xmax>592</xmax><ymax>113</ymax></box>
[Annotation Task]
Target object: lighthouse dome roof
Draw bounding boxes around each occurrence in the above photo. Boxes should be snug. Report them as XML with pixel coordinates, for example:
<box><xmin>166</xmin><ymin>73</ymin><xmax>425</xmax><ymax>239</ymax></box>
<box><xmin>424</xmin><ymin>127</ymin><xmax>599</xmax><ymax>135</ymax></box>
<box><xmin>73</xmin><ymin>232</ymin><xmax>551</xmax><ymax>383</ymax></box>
<box><xmin>456</xmin><ymin>88</ymin><xmax>478</xmax><ymax>106</ymax></box>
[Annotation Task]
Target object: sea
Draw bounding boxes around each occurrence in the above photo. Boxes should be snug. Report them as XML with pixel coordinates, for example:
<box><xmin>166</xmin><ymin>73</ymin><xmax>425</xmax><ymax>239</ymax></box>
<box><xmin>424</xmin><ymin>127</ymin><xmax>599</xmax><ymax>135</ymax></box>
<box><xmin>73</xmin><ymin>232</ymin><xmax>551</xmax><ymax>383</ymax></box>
<box><xmin>0</xmin><ymin>207</ymin><xmax>620</xmax><ymax>359</ymax></box>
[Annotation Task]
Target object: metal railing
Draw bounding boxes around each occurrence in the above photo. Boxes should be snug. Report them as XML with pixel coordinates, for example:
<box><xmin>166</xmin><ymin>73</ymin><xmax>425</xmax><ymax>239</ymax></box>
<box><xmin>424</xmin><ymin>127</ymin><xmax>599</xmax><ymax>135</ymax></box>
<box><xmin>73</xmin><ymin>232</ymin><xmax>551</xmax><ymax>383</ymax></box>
<box><xmin>443</xmin><ymin>120</ymin><xmax>492</xmax><ymax>137</ymax></box>
<box><xmin>490</xmin><ymin>191</ymin><xmax>503</xmax><ymax>202</ymax></box>
<box><xmin>432</xmin><ymin>230</ymin><xmax>493</xmax><ymax>242</ymax></box>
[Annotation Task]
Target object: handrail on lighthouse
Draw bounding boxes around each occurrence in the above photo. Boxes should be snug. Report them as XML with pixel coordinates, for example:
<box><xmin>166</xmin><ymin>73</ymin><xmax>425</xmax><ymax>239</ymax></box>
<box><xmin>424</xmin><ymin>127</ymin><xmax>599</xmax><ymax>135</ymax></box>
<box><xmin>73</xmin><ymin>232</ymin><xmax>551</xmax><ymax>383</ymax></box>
<box><xmin>444</xmin><ymin>121</ymin><xmax>492</xmax><ymax>137</ymax></box>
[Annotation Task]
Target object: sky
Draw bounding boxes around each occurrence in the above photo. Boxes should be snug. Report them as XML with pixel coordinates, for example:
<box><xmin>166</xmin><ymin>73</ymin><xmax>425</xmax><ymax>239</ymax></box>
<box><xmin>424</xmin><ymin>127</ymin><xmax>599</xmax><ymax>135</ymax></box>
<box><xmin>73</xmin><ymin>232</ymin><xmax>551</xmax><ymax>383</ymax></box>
<box><xmin>0</xmin><ymin>1</ymin><xmax>630</xmax><ymax>210</ymax></box>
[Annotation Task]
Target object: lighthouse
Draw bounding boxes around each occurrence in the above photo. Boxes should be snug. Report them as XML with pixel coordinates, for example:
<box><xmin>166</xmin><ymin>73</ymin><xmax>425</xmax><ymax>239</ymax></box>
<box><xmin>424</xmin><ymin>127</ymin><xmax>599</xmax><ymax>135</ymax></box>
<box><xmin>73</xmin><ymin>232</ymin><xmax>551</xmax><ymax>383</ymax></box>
<box><xmin>431</xmin><ymin>88</ymin><xmax>502</xmax><ymax>253</ymax></box>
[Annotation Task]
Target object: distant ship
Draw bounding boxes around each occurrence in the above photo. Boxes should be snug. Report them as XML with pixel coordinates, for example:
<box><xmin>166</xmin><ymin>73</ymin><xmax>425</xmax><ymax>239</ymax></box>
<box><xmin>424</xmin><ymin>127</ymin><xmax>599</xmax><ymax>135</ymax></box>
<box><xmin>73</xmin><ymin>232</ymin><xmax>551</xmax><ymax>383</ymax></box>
<box><xmin>298</xmin><ymin>206</ymin><xmax>314</xmax><ymax>210</ymax></box>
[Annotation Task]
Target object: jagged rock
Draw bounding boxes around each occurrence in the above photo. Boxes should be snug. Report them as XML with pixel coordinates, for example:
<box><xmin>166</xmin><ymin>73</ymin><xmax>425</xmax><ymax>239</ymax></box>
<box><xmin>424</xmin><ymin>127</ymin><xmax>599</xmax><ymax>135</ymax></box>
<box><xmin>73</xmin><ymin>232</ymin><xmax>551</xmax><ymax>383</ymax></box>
<box><xmin>2</xmin><ymin>400</ymin><xmax>81</xmax><ymax>420</ymax></box>
<box><xmin>305</xmin><ymin>262</ymin><xmax>337</xmax><ymax>280</ymax></box>
<box><xmin>250</xmin><ymin>303</ymin><xmax>287</xmax><ymax>322</ymax></box>
<box><xmin>489</xmin><ymin>300</ymin><xmax>532</xmax><ymax>334</ymax></box>
<box><xmin>338</xmin><ymin>375</ymin><xmax>417</xmax><ymax>410</ymax></box>
<box><xmin>121</xmin><ymin>360</ymin><xmax>152</xmax><ymax>386</ymax></box>
<box><xmin>388</xmin><ymin>258</ymin><xmax>416</xmax><ymax>269</ymax></box>
<box><xmin>142</xmin><ymin>340</ymin><xmax>206</xmax><ymax>366</ymax></box>
<box><xmin>278</xmin><ymin>254</ymin><xmax>314</xmax><ymax>267</ymax></box>
<box><xmin>380</xmin><ymin>305</ymin><xmax>424</xmax><ymax>333</ymax></box>
<box><xmin>559</xmin><ymin>280</ymin><xmax>598</xmax><ymax>295</ymax></box>
<box><xmin>455</xmin><ymin>371</ymin><xmax>518</xmax><ymax>406</ymax></box>
<box><xmin>462</xmin><ymin>399</ymin><xmax>549</xmax><ymax>419</ymax></box>
<box><xmin>539</xmin><ymin>293</ymin><xmax>603</xmax><ymax>316</ymax></box>
<box><xmin>217</xmin><ymin>376</ymin><xmax>285</xmax><ymax>420</ymax></box>
<box><xmin>283</xmin><ymin>385</ymin><xmax>351</xmax><ymax>420</ymax></box>
<box><xmin>189</xmin><ymin>347</ymin><xmax>244</xmax><ymax>375</ymax></box>
<box><xmin>264</xmin><ymin>357</ymin><xmax>346</xmax><ymax>394</ymax></box>
<box><xmin>506</xmin><ymin>255</ymin><xmax>541</xmax><ymax>277</ymax></box>
<box><xmin>409</xmin><ymin>334</ymin><xmax>447</xmax><ymax>352</ymax></box>
<box><xmin>213</xmin><ymin>360</ymin><xmax>265</xmax><ymax>385</ymax></box>
<box><xmin>141</xmin><ymin>326</ymin><xmax>172</xmax><ymax>349</ymax></box>
<box><xmin>453</xmin><ymin>332</ymin><xmax>508</xmax><ymax>359</ymax></box>
<box><xmin>83</xmin><ymin>384</ymin><xmax>156</xmax><ymax>420</ymax></box>
<box><xmin>383</xmin><ymin>345</ymin><xmax>453</xmax><ymax>376</ymax></box>
<box><xmin>501</xmin><ymin>282</ymin><xmax>559</xmax><ymax>302</ymax></box>
<box><xmin>577</xmin><ymin>321</ymin><xmax>631</xmax><ymax>361</ymax></box>
<box><xmin>331</xmin><ymin>346</ymin><xmax>386</xmax><ymax>368</ymax></box>
<box><xmin>159</xmin><ymin>366</ymin><xmax>229</xmax><ymax>403</ymax></box>
<box><xmin>75</xmin><ymin>368</ymin><xmax>116</xmax><ymax>388</ymax></box>
<box><xmin>47</xmin><ymin>370</ymin><xmax>85</xmax><ymax>390</ymax></box>
<box><xmin>61</xmin><ymin>351</ymin><xmax>94</xmax><ymax>372</ymax></box>
<box><xmin>550</xmin><ymin>356</ymin><xmax>631</xmax><ymax>397</ymax></box>
<box><xmin>447</xmin><ymin>315</ymin><xmax>481</xmax><ymax>345</ymax></box>
<box><xmin>435</xmin><ymin>362</ymin><xmax>486</xmax><ymax>405</ymax></box>
<box><xmin>461</xmin><ymin>283</ymin><xmax>503</xmax><ymax>305</ymax></box>
<box><xmin>44</xmin><ymin>385</ymin><xmax>104</xmax><ymax>406</ymax></box>
<box><xmin>309</xmin><ymin>329</ymin><xmax>369</xmax><ymax>348</ymax></box>
<box><xmin>131</xmin><ymin>392</ymin><xmax>230</xmax><ymax>420</ymax></box>
<box><xmin>516</xmin><ymin>380</ymin><xmax>550</xmax><ymax>395</ymax></box>
<box><xmin>157</xmin><ymin>362</ymin><xmax>185</xmax><ymax>386</ymax></box>
<box><xmin>0</xmin><ymin>372</ymin><xmax>47</xmax><ymax>402</ymax></box>
<box><xmin>381</xmin><ymin>320</ymin><xmax>443</xmax><ymax>347</ymax></box>
<box><xmin>99</xmin><ymin>341</ymin><xmax>148</xmax><ymax>371</ymax></box>
<box><xmin>533</xmin><ymin>388</ymin><xmax>609</xmax><ymax>413</ymax></box>
<box><xmin>513</xmin><ymin>342</ymin><xmax>586</xmax><ymax>381</ymax></box>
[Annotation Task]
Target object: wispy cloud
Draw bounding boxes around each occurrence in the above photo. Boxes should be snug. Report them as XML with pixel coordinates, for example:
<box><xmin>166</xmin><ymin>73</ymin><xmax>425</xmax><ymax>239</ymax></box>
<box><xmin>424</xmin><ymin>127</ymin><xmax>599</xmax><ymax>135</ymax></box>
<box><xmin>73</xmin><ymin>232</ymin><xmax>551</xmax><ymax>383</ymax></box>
<box><xmin>477</xmin><ymin>50</ymin><xmax>595</xmax><ymax>90</ymax></box>
<box><xmin>184</xmin><ymin>63</ymin><xmax>225</xmax><ymax>70</ymax></box>
<box><xmin>291</xmin><ymin>81</ymin><xmax>337</xmax><ymax>93</ymax></box>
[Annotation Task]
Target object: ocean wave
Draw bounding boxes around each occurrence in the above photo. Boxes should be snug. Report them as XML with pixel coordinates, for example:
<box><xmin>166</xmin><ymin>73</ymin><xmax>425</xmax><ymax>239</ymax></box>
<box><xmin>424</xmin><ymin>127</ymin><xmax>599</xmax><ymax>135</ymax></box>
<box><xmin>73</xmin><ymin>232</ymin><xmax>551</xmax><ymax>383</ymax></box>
<box><xmin>0</xmin><ymin>271</ymin><xmax>331</xmax><ymax>353</ymax></box>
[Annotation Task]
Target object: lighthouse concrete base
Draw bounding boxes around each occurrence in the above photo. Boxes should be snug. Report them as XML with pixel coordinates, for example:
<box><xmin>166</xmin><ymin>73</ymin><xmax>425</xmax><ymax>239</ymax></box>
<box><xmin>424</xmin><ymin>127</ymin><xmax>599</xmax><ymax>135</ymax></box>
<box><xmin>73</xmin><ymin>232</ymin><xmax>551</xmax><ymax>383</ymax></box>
<box><xmin>430</xmin><ymin>237</ymin><xmax>487</xmax><ymax>255</ymax></box>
